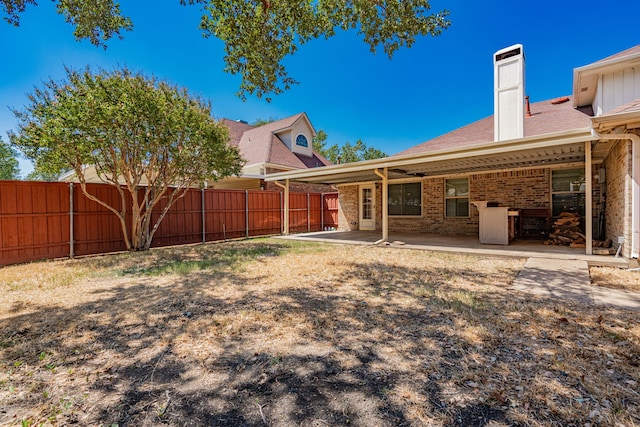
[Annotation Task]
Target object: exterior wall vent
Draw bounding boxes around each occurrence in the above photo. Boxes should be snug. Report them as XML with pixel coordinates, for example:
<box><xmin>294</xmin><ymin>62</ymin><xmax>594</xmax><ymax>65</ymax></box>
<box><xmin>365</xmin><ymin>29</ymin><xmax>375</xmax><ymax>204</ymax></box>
<box><xmin>494</xmin><ymin>44</ymin><xmax>525</xmax><ymax>141</ymax></box>
<box><xmin>495</xmin><ymin>46</ymin><xmax>521</xmax><ymax>62</ymax></box>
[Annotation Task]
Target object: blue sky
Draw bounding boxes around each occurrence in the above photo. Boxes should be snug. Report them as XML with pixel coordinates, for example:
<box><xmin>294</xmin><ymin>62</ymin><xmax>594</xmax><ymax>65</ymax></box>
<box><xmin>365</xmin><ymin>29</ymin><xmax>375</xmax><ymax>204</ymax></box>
<box><xmin>1</xmin><ymin>0</ymin><xmax>639</xmax><ymax>176</ymax></box>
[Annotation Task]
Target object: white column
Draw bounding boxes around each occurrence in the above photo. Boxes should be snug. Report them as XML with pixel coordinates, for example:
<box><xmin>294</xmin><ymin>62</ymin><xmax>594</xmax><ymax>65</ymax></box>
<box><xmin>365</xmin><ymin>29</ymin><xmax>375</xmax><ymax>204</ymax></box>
<box><xmin>374</xmin><ymin>168</ymin><xmax>389</xmax><ymax>242</ymax></box>
<box><xmin>382</xmin><ymin>168</ymin><xmax>388</xmax><ymax>242</ymax></box>
<box><xmin>585</xmin><ymin>141</ymin><xmax>593</xmax><ymax>255</ymax></box>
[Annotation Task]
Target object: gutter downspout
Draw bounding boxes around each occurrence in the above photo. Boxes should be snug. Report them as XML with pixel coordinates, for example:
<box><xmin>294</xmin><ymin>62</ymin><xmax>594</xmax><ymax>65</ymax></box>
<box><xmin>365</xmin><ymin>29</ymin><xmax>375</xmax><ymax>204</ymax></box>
<box><xmin>592</xmin><ymin>130</ymin><xmax>640</xmax><ymax>258</ymax></box>
<box><xmin>274</xmin><ymin>180</ymin><xmax>290</xmax><ymax>235</ymax></box>
<box><xmin>373</xmin><ymin>168</ymin><xmax>388</xmax><ymax>244</ymax></box>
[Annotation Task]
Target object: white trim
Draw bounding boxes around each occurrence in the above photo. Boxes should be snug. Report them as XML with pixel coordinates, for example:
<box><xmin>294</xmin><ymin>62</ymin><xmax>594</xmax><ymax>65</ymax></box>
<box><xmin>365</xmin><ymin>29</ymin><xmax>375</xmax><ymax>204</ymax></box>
<box><xmin>573</xmin><ymin>50</ymin><xmax>640</xmax><ymax>108</ymax></box>
<box><xmin>388</xmin><ymin>177</ymin><xmax>425</xmax><ymax>184</ymax></box>
<box><xmin>444</xmin><ymin>177</ymin><xmax>470</xmax><ymax>219</ymax></box>
<box><xmin>294</xmin><ymin>133</ymin><xmax>309</xmax><ymax>148</ymax></box>
<box><xmin>586</xmin><ymin>141</ymin><xmax>593</xmax><ymax>255</ymax></box>
<box><xmin>358</xmin><ymin>184</ymin><xmax>376</xmax><ymax>230</ymax></box>
<box><xmin>592</xmin><ymin>131</ymin><xmax>640</xmax><ymax>258</ymax></box>
<box><xmin>269</xmin><ymin>113</ymin><xmax>317</xmax><ymax>138</ymax></box>
<box><xmin>265</xmin><ymin>128</ymin><xmax>594</xmax><ymax>182</ymax></box>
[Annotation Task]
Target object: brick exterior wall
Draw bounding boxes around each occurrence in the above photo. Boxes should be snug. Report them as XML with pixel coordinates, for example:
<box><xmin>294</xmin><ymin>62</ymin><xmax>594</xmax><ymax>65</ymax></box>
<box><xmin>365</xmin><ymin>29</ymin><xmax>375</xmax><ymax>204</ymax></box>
<box><xmin>338</xmin><ymin>167</ymin><xmax>607</xmax><ymax>238</ymax></box>
<box><xmin>393</xmin><ymin>170</ymin><xmax>552</xmax><ymax>236</ymax></box>
<box><xmin>604</xmin><ymin>139</ymin><xmax>633</xmax><ymax>258</ymax></box>
<box><xmin>591</xmin><ymin>163</ymin><xmax>605</xmax><ymax>240</ymax></box>
<box><xmin>338</xmin><ymin>185</ymin><xmax>359</xmax><ymax>231</ymax></box>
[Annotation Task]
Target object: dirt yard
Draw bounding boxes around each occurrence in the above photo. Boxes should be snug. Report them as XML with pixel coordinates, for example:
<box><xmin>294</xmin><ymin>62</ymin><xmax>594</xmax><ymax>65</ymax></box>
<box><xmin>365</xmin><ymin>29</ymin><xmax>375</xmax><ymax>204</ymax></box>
<box><xmin>1</xmin><ymin>239</ymin><xmax>639</xmax><ymax>426</ymax></box>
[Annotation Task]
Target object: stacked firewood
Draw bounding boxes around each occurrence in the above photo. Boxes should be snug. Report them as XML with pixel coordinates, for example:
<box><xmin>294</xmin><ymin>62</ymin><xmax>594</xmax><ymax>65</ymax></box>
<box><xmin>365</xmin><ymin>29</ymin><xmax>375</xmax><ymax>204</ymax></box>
<box><xmin>544</xmin><ymin>211</ymin><xmax>612</xmax><ymax>249</ymax></box>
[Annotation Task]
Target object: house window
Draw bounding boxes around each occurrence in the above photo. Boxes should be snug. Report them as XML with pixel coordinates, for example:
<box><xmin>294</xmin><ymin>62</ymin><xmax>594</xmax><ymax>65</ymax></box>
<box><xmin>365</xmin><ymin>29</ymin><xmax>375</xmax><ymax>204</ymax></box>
<box><xmin>445</xmin><ymin>177</ymin><xmax>469</xmax><ymax>217</ymax></box>
<box><xmin>551</xmin><ymin>169</ymin><xmax>585</xmax><ymax>219</ymax></box>
<box><xmin>388</xmin><ymin>182</ymin><xmax>422</xmax><ymax>216</ymax></box>
<box><xmin>295</xmin><ymin>134</ymin><xmax>308</xmax><ymax>147</ymax></box>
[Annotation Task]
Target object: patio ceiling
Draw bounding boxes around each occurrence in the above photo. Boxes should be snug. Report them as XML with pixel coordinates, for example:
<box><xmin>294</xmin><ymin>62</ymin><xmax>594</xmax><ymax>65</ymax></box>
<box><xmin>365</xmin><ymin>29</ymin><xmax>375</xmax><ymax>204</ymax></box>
<box><xmin>266</xmin><ymin>129</ymin><xmax>594</xmax><ymax>185</ymax></box>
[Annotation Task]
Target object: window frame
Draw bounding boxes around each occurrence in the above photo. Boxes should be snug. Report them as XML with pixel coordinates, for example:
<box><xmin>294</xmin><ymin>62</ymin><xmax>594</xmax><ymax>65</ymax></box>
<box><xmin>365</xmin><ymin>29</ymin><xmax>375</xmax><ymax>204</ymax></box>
<box><xmin>387</xmin><ymin>180</ymin><xmax>423</xmax><ymax>217</ymax></box>
<box><xmin>550</xmin><ymin>168</ymin><xmax>586</xmax><ymax>221</ymax></box>
<box><xmin>444</xmin><ymin>177</ymin><xmax>470</xmax><ymax>218</ymax></box>
<box><xmin>295</xmin><ymin>133</ymin><xmax>309</xmax><ymax>148</ymax></box>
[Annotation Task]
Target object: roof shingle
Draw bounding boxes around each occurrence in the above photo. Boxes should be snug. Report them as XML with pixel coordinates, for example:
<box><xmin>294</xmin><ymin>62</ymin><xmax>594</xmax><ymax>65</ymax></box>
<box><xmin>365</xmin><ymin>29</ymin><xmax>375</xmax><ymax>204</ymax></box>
<box><xmin>396</xmin><ymin>96</ymin><xmax>592</xmax><ymax>157</ymax></box>
<box><xmin>222</xmin><ymin>114</ymin><xmax>331</xmax><ymax>170</ymax></box>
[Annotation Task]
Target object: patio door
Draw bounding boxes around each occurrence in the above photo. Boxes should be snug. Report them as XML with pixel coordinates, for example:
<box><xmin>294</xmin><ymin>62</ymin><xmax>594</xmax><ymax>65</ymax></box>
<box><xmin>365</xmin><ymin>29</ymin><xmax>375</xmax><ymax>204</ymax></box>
<box><xmin>359</xmin><ymin>185</ymin><xmax>375</xmax><ymax>230</ymax></box>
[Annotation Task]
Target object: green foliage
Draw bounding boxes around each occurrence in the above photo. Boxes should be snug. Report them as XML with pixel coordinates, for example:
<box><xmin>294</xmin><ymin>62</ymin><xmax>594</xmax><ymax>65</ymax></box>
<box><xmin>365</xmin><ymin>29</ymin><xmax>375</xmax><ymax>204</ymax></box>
<box><xmin>313</xmin><ymin>132</ymin><xmax>387</xmax><ymax>164</ymax></box>
<box><xmin>251</xmin><ymin>117</ymin><xmax>279</xmax><ymax>126</ymax></box>
<box><xmin>26</xmin><ymin>169</ymin><xmax>62</xmax><ymax>182</ymax></box>
<box><xmin>10</xmin><ymin>67</ymin><xmax>244</xmax><ymax>250</ymax></box>
<box><xmin>1</xmin><ymin>0</ymin><xmax>133</xmax><ymax>48</ymax></box>
<box><xmin>0</xmin><ymin>137</ymin><xmax>20</xmax><ymax>179</ymax></box>
<box><xmin>120</xmin><ymin>244</ymin><xmax>278</xmax><ymax>276</ymax></box>
<box><xmin>198</xmin><ymin>0</ymin><xmax>450</xmax><ymax>100</ymax></box>
<box><xmin>2</xmin><ymin>0</ymin><xmax>450</xmax><ymax>100</ymax></box>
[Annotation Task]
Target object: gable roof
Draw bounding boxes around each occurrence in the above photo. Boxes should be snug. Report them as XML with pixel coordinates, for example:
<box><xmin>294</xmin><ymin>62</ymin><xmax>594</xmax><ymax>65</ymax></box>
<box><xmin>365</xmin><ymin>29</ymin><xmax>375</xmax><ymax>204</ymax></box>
<box><xmin>596</xmin><ymin>44</ymin><xmax>640</xmax><ymax>63</ymax></box>
<box><xmin>221</xmin><ymin>114</ymin><xmax>331</xmax><ymax>171</ymax></box>
<box><xmin>604</xmin><ymin>98</ymin><xmax>640</xmax><ymax>115</ymax></box>
<box><xmin>396</xmin><ymin>96</ymin><xmax>593</xmax><ymax>157</ymax></box>
<box><xmin>573</xmin><ymin>44</ymin><xmax>640</xmax><ymax>108</ymax></box>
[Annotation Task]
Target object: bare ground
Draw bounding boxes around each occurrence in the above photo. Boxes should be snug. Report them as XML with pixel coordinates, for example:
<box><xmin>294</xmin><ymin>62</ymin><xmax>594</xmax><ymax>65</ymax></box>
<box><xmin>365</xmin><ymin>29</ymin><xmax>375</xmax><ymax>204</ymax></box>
<box><xmin>0</xmin><ymin>239</ymin><xmax>639</xmax><ymax>426</ymax></box>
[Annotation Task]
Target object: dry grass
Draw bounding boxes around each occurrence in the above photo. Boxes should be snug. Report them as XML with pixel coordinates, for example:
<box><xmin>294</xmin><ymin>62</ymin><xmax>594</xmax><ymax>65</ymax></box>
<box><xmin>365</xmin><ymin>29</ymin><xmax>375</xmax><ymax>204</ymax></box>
<box><xmin>590</xmin><ymin>266</ymin><xmax>640</xmax><ymax>291</ymax></box>
<box><xmin>1</xmin><ymin>239</ymin><xmax>639</xmax><ymax>426</ymax></box>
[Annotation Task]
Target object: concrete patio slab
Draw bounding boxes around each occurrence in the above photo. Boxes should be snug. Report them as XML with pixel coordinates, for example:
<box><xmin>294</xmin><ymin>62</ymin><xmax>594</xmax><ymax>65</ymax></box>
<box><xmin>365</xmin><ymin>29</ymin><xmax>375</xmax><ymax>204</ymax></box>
<box><xmin>513</xmin><ymin>257</ymin><xmax>640</xmax><ymax>311</ymax></box>
<box><xmin>275</xmin><ymin>230</ymin><xmax>629</xmax><ymax>268</ymax></box>
<box><xmin>276</xmin><ymin>231</ymin><xmax>639</xmax><ymax>311</ymax></box>
<box><xmin>512</xmin><ymin>258</ymin><xmax>593</xmax><ymax>305</ymax></box>
<box><xmin>590</xmin><ymin>285</ymin><xmax>640</xmax><ymax>311</ymax></box>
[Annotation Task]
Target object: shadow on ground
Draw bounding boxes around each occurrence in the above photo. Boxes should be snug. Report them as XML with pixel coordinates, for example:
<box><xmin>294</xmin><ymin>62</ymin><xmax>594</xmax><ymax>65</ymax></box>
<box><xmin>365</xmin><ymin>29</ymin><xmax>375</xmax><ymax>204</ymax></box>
<box><xmin>1</xmin><ymin>242</ymin><xmax>638</xmax><ymax>426</ymax></box>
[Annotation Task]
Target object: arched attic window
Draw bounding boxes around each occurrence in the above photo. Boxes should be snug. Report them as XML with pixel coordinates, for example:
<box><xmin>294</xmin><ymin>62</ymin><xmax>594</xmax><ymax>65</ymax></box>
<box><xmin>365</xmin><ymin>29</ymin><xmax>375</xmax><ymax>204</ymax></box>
<box><xmin>295</xmin><ymin>134</ymin><xmax>309</xmax><ymax>148</ymax></box>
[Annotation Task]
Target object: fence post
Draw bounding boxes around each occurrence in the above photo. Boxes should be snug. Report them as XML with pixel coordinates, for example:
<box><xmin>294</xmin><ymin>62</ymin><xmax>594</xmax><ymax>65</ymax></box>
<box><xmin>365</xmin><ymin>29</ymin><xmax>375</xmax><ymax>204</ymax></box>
<box><xmin>69</xmin><ymin>182</ymin><xmax>74</xmax><ymax>258</ymax></box>
<box><xmin>245</xmin><ymin>190</ymin><xmax>249</xmax><ymax>238</ymax></box>
<box><xmin>307</xmin><ymin>192</ymin><xmax>310</xmax><ymax>232</ymax></box>
<box><xmin>201</xmin><ymin>187</ymin><xmax>206</xmax><ymax>243</ymax></box>
<box><xmin>280</xmin><ymin>192</ymin><xmax>283</xmax><ymax>234</ymax></box>
<box><xmin>321</xmin><ymin>193</ymin><xmax>324</xmax><ymax>231</ymax></box>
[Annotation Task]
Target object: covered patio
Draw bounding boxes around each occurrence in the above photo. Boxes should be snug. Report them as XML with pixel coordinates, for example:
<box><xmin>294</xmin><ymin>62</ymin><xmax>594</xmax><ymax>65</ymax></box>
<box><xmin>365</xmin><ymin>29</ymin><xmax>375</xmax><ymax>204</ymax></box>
<box><xmin>275</xmin><ymin>230</ymin><xmax>628</xmax><ymax>267</ymax></box>
<box><xmin>267</xmin><ymin>128</ymin><xmax>607</xmax><ymax>251</ymax></box>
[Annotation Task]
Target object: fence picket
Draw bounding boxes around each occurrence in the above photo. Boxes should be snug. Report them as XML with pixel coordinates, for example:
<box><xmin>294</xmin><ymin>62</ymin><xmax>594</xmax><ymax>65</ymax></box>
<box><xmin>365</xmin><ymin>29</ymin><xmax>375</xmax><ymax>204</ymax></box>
<box><xmin>0</xmin><ymin>181</ymin><xmax>338</xmax><ymax>266</ymax></box>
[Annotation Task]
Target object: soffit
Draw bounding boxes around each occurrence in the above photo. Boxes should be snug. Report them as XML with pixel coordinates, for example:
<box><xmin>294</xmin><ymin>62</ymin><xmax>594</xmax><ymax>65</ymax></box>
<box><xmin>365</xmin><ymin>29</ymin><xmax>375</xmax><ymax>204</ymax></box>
<box><xmin>268</xmin><ymin>140</ymin><xmax>588</xmax><ymax>185</ymax></box>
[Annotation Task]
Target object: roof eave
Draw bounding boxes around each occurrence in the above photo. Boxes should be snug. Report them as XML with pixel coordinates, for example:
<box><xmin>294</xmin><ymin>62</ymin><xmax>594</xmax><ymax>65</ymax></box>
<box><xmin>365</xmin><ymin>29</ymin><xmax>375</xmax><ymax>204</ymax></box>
<box><xmin>591</xmin><ymin>110</ymin><xmax>640</xmax><ymax>131</ymax></box>
<box><xmin>573</xmin><ymin>52</ymin><xmax>640</xmax><ymax>108</ymax></box>
<box><xmin>265</xmin><ymin>127</ymin><xmax>595</xmax><ymax>183</ymax></box>
<box><xmin>271</xmin><ymin>113</ymin><xmax>317</xmax><ymax>138</ymax></box>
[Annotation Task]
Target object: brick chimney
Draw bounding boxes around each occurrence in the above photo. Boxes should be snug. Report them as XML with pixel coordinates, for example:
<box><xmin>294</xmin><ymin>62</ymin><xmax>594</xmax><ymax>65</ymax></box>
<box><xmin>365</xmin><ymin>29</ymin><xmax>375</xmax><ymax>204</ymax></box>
<box><xmin>494</xmin><ymin>44</ymin><xmax>525</xmax><ymax>141</ymax></box>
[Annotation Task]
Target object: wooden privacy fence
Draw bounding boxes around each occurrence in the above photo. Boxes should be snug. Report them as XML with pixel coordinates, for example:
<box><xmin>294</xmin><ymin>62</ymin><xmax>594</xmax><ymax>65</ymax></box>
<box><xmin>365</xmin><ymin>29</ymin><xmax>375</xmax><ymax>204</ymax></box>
<box><xmin>0</xmin><ymin>181</ymin><xmax>338</xmax><ymax>266</ymax></box>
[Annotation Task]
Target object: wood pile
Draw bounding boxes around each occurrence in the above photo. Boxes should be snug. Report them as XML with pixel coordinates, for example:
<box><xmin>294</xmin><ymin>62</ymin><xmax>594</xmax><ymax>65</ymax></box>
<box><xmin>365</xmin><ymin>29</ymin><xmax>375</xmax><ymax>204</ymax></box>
<box><xmin>544</xmin><ymin>211</ymin><xmax>612</xmax><ymax>249</ymax></box>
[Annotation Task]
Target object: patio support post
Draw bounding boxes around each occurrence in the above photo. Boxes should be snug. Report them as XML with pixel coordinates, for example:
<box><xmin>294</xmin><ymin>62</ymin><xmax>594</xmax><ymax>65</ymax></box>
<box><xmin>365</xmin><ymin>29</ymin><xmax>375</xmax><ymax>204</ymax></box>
<box><xmin>274</xmin><ymin>180</ymin><xmax>290</xmax><ymax>235</ymax></box>
<box><xmin>585</xmin><ymin>141</ymin><xmax>593</xmax><ymax>255</ymax></box>
<box><xmin>592</xmin><ymin>130</ymin><xmax>640</xmax><ymax>258</ymax></box>
<box><xmin>374</xmin><ymin>168</ymin><xmax>389</xmax><ymax>243</ymax></box>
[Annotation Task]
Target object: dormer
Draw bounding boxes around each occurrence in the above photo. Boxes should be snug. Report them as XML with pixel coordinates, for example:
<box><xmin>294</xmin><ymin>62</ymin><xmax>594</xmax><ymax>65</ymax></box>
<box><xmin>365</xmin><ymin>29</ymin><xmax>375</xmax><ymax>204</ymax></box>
<box><xmin>274</xmin><ymin>113</ymin><xmax>315</xmax><ymax>157</ymax></box>
<box><xmin>573</xmin><ymin>45</ymin><xmax>640</xmax><ymax>116</ymax></box>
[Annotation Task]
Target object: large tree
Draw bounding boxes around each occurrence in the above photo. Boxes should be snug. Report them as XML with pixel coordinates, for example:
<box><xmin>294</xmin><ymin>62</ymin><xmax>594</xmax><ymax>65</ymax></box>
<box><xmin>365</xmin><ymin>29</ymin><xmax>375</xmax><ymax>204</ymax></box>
<box><xmin>1</xmin><ymin>0</ymin><xmax>133</xmax><ymax>47</ymax></box>
<box><xmin>2</xmin><ymin>0</ymin><xmax>450</xmax><ymax>100</ymax></box>
<box><xmin>313</xmin><ymin>131</ymin><xmax>386</xmax><ymax>164</ymax></box>
<box><xmin>0</xmin><ymin>137</ymin><xmax>20</xmax><ymax>179</ymax></box>
<box><xmin>10</xmin><ymin>67</ymin><xmax>244</xmax><ymax>251</ymax></box>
